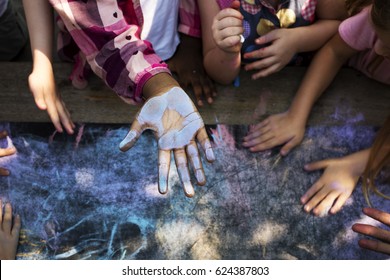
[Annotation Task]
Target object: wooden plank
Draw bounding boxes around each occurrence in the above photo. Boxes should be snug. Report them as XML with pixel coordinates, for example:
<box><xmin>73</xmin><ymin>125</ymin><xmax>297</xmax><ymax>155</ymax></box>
<box><xmin>0</xmin><ymin>62</ymin><xmax>389</xmax><ymax>125</ymax></box>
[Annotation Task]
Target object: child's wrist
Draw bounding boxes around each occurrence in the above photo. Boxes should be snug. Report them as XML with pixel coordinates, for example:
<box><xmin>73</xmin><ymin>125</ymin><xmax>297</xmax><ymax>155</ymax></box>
<box><xmin>32</xmin><ymin>57</ymin><xmax>54</xmax><ymax>74</ymax></box>
<box><xmin>287</xmin><ymin>106</ymin><xmax>309</xmax><ymax>126</ymax></box>
<box><xmin>142</xmin><ymin>73</ymin><xmax>180</xmax><ymax>99</ymax></box>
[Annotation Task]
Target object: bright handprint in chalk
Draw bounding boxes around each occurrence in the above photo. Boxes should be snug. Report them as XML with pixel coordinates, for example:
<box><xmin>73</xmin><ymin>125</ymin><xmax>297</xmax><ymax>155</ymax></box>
<box><xmin>119</xmin><ymin>87</ymin><xmax>215</xmax><ymax>197</ymax></box>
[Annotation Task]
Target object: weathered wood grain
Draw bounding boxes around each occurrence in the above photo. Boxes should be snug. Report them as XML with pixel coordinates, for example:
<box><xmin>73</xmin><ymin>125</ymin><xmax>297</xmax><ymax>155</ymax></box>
<box><xmin>0</xmin><ymin>62</ymin><xmax>389</xmax><ymax>125</ymax></box>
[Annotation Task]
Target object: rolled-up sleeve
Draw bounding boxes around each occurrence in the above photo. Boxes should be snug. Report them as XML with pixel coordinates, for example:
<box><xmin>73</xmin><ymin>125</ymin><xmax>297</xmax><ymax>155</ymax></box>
<box><xmin>50</xmin><ymin>0</ymin><xmax>170</xmax><ymax>104</ymax></box>
<box><xmin>178</xmin><ymin>0</ymin><xmax>201</xmax><ymax>38</ymax></box>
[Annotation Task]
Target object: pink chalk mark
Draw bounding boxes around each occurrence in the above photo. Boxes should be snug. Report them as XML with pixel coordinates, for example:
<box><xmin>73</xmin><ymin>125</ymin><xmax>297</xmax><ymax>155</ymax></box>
<box><xmin>74</xmin><ymin>124</ymin><xmax>85</xmax><ymax>149</ymax></box>
<box><xmin>209</xmin><ymin>125</ymin><xmax>236</xmax><ymax>150</ymax></box>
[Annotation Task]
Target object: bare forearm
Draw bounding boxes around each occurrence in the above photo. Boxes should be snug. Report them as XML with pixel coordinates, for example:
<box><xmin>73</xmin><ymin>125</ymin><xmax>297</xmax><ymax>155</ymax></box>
<box><xmin>203</xmin><ymin>49</ymin><xmax>241</xmax><ymax>85</ymax></box>
<box><xmin>198</xmin><ymin>0</ymin><xmax>241</xmax><ymax>84</ymax></box>
<box><xmin>23</xmin><ymin>0</ymin><xmax>54</xmax><ymax>70</ymax></box>
<box><xmin>289</xmin><ymin>35</ymin><xmax>355</xmax><ymax>123</ymax></box>
<box><xmin>293</xmin><ymin>20</ymin><xmax>340</xmax><ymax>53</ymax></box>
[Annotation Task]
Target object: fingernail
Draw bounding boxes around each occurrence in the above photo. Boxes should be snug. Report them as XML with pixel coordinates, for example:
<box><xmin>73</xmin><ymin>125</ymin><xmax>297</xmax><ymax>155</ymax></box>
<box><xmin>206</xmin><ymin>148</ymin><xmax>215</xmax><ymax>162</ymax></box>
<box><xmin>184</xmin><ymin>182</ymin><xmax>195</xmax><ymax>198</ymax></box>
<box><xmin>159</xmin><ymin>181</ymin><xmax>168</xmax><ymax>194</ymax></box>
<box><xmin>196</xmin><ymin>170</ymin><xmax>205</xmax><ymax>185</ymax></box>
<box><xmin>119</xmin><ymin>130</ymin><xmax>137</xmax><ymax>150</ymax></box>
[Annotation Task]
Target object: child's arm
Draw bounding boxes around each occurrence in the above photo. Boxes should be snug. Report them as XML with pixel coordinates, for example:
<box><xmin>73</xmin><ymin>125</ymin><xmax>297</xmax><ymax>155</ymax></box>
<box><xmin>243</xmin><ymin>33</ymin><xmax>358</xmax><ymax>155</ymax></box>
<box><xmin>198</xmin><ymin>0</ymin><xmax>242</xmax><ymax>85</ymax></box>
<box><xmin>244</xmin><ymin>19</ymin><xmax>340</xmax><ymax>79</ymax></box>
<box><xmin>286</xmin><ymin>33</ymin><xmax>357</xmax><ymax>132</ymax></box>
<box><xmin>316</xmin><ymin>0</ymin><xmax>349</xmax><ymax>20</ymax></box>
<box><xmin>120</xmin><ymin>72</ymin><xmax>215</xmax><ymax>198</ymax></box>
<box><xmin>302</xmin><ymin>149</ymin><xmax>370</xmax><ymax>216</ymax></box>
<box><xmin>244</xmin><ymin>0</ymin><xmax>348</xmax><ymax>79</ymax></box>
<box><xmin>22</xmin><ymin>0</ymin><xmax>75</xmax><ymax>134</ymax></box>
<box><xmin>166</xmin><ymin>33</ymin><xmax>216</xmax><ymax>107</ymax></box>
<box><xmin>169</xmin><ymin>0</ymin><xmax>216</xmax><ymax>107</ymax></box>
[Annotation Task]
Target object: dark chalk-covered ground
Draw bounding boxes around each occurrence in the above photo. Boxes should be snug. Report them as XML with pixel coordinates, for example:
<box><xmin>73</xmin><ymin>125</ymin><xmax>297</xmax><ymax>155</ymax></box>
<box><xmin>0</xmin><ymin>122</ymin><xmax>389</xmax><ymax>260</ymax></box>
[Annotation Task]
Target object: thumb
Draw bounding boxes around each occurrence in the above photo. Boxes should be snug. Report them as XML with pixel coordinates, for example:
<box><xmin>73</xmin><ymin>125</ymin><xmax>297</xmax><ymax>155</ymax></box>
<box><xmin>28</xmin><ymin>75</ymin><xmax>47</xmax><ymax>110</ymax></box>
<box><xmin>304</xmin><ymin>159</ymin><xmax>330</xmax><ymax>172</ymax></box>
<box><xmin>119</xmin><ymin>119</ymin><xmax>143</xmax><ymax>152</ymax></box>
<box><xmin>32</xmin><ymin>90</ymin><xmax>48</xmax><ymax>110</ymax></box>
<box><xmin>280</xmin><ymin>138</ymin><xmax>298</xmax><ymax>156</ymax></box>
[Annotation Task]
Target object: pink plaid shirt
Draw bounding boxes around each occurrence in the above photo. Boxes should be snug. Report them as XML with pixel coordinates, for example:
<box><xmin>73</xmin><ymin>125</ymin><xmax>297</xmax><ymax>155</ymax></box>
<box><xmin>50</xmin><ymin>0</ymin><xmax>200</xmax><ymax>104</ymax></box>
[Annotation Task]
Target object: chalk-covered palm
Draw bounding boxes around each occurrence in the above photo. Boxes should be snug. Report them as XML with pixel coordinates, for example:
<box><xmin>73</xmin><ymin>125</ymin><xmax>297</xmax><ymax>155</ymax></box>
<box><xmin>119</xmin><ymin>87</ymin><xmax>215</xmax><ymax>197</ymax></box>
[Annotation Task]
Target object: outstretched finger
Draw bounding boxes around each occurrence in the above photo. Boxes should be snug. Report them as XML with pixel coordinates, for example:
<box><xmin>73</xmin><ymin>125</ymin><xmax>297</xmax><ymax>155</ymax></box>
<box><xmin>245</xmin><ymin>125</ymin><xmax>271</xmax><ymax>141</ymax></box>
<box><xmin>251</xmin><ymin>63</ymin><xmax>281</xmax><ymax>79</ymax></box>
<box><xmin>358</xmin><ymin>239</ymin><xmax>390</xmax><ymax>255</ymax></box>
<box><xmin>0</xmin><ymin>146</ymin><xmax>16</xmax><ymax>157</ymax></box>
<box><xmin>186</xmin><ymin>141</ymin><xmax>206</xmax><ymax>186</ymax></box>
<box><xmin>255</xmin><ymin>29</ymin><xmax>279</xmax><ymax>45</ymax></box>
<box><xmin>174</xmin><ymin>148</ymin><xmax>195</xmax><ymax>197</ymax></box>
<box><xmin>352</xmin><ymin>223</ymin><xmax>390</xmax><ymax>243</ymax></box>
<box><xmin>191</xmin><ymin>80</ymin><xmax>204</xmax><ymax>107</ymax></box>
<box><xmin>301</xmin><ymin>181</ymin><xmax>324</xmax><ymax>205</ymax></box>
<box><xmin>198</xmin><ymin>78</ymin><xmax>214</xmax><ymax>105</ymax></box>
<box><xmin>243</xmin><ymin>128</ymin><xmax>273</xmax><ymax>144</ymax></box>
<box><xmin>0</xmin><ymin>200</ymin><xmax>3</xmax><ymax>223</ymax></box>
<box><xmin>12</xmin><ymin>214</ymin><xmax>21</xmax><ymax>238</ymax></box>
<box><xmin>3</xmin><ymin>203</ymin><xmax>13</xmax><ymax>233</ymax></box>
<box><xmin>45</xmin><ymin>97</ymin><xmax>63</xmax><ymax>133</ymax></box>
<box><xmin>280</xmin><ymin>137</ymin><xmax>299</xmax><ymax>156</ymax></box>
<box><xmin>0</xmin><ymin>167</ymin><xmax>10</xmax><ymax>176</ymax></box>
<box><xmin>56</xmin><ymin>100</ymin><xmax>75</xmax><ymax>134</ymax></box>
<box><xmin>197</xmin><ymin>127</ymin><xmax>215</xmax><ymax>163</ymax></box>
<box><xmin>119</xmin><ymin>119</ymin><xmax>143</xmax><ymax>152</ymax></box>
<box><xmin>362</xmin><ymin>208</ymin><xmax>390</xmax><ymax>226</ymax></box>
<box><xmin>330</xmin><ymin>193</ymin><xmax>350</xmax><ymax>215</ymax></box>
<box><xmin>158</xmin><ymin>149</ymin><xmax>171</xmax><ymax>195</ymax></box>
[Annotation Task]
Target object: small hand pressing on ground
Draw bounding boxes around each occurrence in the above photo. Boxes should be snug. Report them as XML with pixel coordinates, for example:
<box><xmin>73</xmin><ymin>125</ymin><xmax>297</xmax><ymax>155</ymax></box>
<box><xmin>119</xmin><ymin>87</ymin><xmax>215</xmax><ymax>197</ymax></box>
<box><xmin>301</xmin><ymin>150</ymin><xmax>369</xmax><ymax>216</ymax></box>
<box><xmin>0</xmin><ymin>200</ymin><xmax>21</xmax><ymax>260</ymax></box>
<box><xmin>352</xmin><ymin>208</ymin><xmax>390</xmax><ymax>255</ymax></box>
<box><xmin>242</xmin><ymin>111</ymin><xmax>305</xmax><ymax>155</ymax></box>
<box><xmin>0</xmin><ymin>131</ymin><xmax>17</xmax><ymax>176</ymax></box>
<box><xmin>28</xmin><ymin>67</ymin><xmax>75</xmax><ymax>134</ymax></box>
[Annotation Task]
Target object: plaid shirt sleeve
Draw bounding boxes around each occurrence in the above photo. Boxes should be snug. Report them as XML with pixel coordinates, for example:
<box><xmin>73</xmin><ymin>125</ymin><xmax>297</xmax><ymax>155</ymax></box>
<box><xmin>50</xmin><ymin>0</ymin><xmax>170</xmax><ymax>104</ymax></box>
<box><xmin>178</xmin><ymin>0</ymin><xmax>201</xmax><ymax>38</ymax></box>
